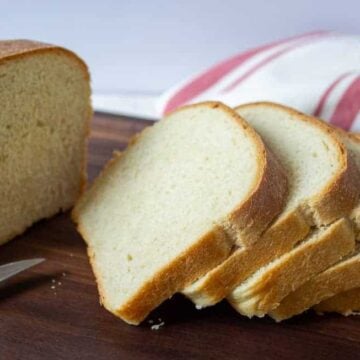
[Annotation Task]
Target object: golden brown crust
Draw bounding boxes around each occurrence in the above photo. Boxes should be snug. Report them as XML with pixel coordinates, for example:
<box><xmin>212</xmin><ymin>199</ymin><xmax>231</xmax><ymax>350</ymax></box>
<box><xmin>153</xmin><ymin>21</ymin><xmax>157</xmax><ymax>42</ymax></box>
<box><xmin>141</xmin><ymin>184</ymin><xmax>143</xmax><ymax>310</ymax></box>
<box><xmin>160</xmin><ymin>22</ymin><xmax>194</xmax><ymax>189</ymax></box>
<box><xmin>272</xmin><ymin>251</ymin><xmax>360</xmax><ymax>321</ymax></box>
<box><xmin>228</xmin><ymin>218</ymin><xmax>355</xmax><ymax>317</ymax></box>
<box><xmin>183</xmin><ymin>209</ymin><xmax>310</xmax><ymax>306</ymax></box>
<box><xmin>72</xmin><ymin>101</ymin><xmax>288</xmax><ymax>324</ymax></box>
<box><xmin>224</xmin><ymin>146</ymin><xmax>288</xmax><ymax>247</ymax></box>
<box><xmin>235</xmin><ymin>102</ymin><xmax>360</xmax><ymax>226</ymax></box>
<box><xmin>0</xmin><ymin>40</ymin><xmax>90</xmax><ymax>81</ymax></box>
<box><xmin>314</xmin><ymin>288</ymin><xmax>360</xmax><ymax>315</ymax></box>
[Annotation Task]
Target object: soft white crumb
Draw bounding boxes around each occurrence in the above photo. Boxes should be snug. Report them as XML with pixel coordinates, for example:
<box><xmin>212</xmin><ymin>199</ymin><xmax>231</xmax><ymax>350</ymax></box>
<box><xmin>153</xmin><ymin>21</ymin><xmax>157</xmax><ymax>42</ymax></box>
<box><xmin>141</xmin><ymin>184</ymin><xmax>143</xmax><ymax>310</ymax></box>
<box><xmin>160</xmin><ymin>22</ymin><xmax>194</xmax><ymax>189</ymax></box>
<box><xmin>151</xmin><ymin>322</ymin><xmax>165</xmax><ymax>330</ymax></box>
<box><xmin>51</xmin><ymin>285</ymin><xmax>56</xmax><ymax>290</ymax></box>
<box><xmin>195</xmin><ymin>305</ymin><xmax>203</xmax><ymax>310</ymax></box>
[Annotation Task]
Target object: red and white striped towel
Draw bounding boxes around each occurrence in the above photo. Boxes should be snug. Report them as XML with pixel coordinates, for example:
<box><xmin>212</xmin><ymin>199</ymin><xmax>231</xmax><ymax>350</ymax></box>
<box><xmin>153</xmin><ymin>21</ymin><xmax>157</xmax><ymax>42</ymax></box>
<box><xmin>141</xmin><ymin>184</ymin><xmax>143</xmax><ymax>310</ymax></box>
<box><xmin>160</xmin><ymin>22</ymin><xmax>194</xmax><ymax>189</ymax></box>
<box><xmin>157</xmin><ymin>31</ymin><xmax>360</xmax><ymax>131</ymax></box>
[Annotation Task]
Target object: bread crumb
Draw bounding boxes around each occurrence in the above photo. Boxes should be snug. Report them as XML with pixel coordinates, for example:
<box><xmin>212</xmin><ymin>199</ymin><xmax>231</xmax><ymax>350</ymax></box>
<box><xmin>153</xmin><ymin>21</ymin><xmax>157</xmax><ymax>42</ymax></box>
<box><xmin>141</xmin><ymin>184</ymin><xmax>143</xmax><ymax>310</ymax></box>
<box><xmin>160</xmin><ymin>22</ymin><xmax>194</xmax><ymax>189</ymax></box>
<box><xmin>148</xmin><ymin>319</ymin><xmax>154</xmax><ymax>324</ymax></box>
<box><xmin>151</xmin><ymin>322</ymin><xmax>165</xmax><ymax>330</ymax></box>
<box><xmin>58</xmin><ymin>281</ymin><xmax>62</xmax><ymax>286</ymax></box>
<box><xmin>62</xmin><ymin>272</ymin><xmax>67</xmax><ymax>277</ymax></box>
<box><xmin>195</xmin><ymin>304</ymin><xmax>203</xmax><ymax>310</ymax></box>
<box><xmin>51</xmin><ymin>285</ymin><xmax>56</xmax><ymax>290</ymax></box>
<box><xmin>51</xmin><ymin>279</ymin><xmax>56</xmax><ymax>284</ymax></box>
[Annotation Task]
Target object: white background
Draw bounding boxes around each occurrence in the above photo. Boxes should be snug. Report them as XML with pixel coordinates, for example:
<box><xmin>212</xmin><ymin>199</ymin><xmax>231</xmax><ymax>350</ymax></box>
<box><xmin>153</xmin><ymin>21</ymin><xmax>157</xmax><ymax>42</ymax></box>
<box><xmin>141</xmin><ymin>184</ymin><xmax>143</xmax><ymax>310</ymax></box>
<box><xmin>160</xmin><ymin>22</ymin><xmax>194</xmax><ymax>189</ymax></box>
<box><xmin>1</xmin><ymin>0</ymin><xmax>359</xmax><ymax>95</ymax></box>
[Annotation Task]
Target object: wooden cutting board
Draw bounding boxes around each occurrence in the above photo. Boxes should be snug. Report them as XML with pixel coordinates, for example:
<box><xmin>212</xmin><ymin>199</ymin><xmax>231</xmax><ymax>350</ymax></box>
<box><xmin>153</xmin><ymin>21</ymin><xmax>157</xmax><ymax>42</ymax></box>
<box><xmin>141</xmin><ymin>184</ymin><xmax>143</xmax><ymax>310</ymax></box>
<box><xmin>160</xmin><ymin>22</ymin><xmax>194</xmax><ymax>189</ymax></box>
<box><xmin>1</xmin><ymin>113</ymin><xmax>360</xmax><ymax>360</ymax></box>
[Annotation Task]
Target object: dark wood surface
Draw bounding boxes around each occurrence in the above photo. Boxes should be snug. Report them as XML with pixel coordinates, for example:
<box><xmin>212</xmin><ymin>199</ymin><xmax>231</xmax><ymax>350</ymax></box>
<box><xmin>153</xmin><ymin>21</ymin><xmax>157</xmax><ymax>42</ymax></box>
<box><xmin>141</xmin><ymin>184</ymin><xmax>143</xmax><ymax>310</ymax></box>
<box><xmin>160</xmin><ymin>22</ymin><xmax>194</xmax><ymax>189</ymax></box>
<box><xmin>1</xmin><ymin>113</ymin><xmax>360</xmax><ymax>360</ymax></box>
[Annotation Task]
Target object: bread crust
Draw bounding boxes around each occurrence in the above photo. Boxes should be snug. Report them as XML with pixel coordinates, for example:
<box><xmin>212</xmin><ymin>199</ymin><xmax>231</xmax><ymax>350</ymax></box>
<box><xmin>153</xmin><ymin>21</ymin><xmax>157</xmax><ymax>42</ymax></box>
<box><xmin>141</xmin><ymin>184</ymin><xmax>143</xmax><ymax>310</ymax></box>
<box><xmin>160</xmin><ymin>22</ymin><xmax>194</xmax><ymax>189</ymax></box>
<box><xmin>0</xmin><ymin>40</ymin><xmax>92</xmax><ymax>244</ymax></box>
<box><xmin>228</xmin><ymin>218</ymin><xmax>355</xmax><ymax>317</ymax></box>
<box><xmin>314</xmin><ymin>288</ymin><xmax>360</xmax><ymax>315</ymax></box>
<box><xmin>72</xmin><ymin>101</ymin><xmax>288</xmax><ymax>324</ymax></box>
<box><xmin>182</xmin><ymin>209</ymin><xmax>310</xmax><ymax>306</ymax></box>
<box><xmin>272</xmin><ymin>250</ymin><xmax>360</xmax><ymax>321</ymax></box>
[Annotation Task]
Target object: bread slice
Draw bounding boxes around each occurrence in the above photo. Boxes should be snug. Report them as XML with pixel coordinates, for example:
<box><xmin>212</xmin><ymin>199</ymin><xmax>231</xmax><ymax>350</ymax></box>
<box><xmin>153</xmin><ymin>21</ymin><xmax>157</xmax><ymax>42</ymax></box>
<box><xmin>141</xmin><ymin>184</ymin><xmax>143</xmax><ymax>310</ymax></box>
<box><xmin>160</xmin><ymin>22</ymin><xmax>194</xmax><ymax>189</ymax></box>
<box><xmin>72</xmin><ymin>102</ymin><xmax>288</xmax><ymax>325</ymax></box>
<box><xmin>182</xmin><ymin>102</ymin><xmax>359</xmax><ymax>308</ymax></box>
<box><xmin>0</xmin><ymin>40</ymin><xmax>91</xmax><ymax>245</ymax></box>
<box><xmin>269</xmin><ymin>133</ymin><xmax>360</xmax><ymax>321</ymax></box>
<box><xmin>314</xmin><ymin>288</ymin><xmax>360</xmax><ymax>315</ymax></box>
<box><xmin>271</xmin><ymin>247</ymin><xmax>360</xmax><ymax>320</ymax></box>
<box><xmin>229</xmin><ymin>218</ymin><xmax>355</xmax><ymax>317</ymax></box>
<box><xmin>226</xmin><ymin>104</ymin><xmax>360</xmax><ymax>317</ymax></box>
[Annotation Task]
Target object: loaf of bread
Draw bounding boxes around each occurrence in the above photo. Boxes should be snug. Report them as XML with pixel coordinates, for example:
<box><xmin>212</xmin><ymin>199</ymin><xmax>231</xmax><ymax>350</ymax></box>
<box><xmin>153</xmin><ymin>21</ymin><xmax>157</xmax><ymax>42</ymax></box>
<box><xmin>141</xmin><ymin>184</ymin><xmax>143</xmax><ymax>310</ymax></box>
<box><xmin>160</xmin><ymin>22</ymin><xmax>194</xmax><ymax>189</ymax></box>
<box><xmin>72</xmin><ymin>102</ymin><xmax>287</xmax><ymax>325</ymax></box>
<box><xmin>0</xmin><ymin>40</ymin><xmax>91</xmax><ymax>245</ymax></box>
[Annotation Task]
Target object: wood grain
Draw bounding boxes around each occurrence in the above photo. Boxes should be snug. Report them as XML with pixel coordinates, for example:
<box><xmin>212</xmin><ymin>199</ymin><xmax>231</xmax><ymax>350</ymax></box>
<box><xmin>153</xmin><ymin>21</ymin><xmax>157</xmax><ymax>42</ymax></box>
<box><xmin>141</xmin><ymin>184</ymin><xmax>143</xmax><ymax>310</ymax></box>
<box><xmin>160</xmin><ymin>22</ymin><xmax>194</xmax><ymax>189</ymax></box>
<box><xmin>1</xmin><ymin>113</ymin><xmax>360</xmax><ymax>360</ymax></box>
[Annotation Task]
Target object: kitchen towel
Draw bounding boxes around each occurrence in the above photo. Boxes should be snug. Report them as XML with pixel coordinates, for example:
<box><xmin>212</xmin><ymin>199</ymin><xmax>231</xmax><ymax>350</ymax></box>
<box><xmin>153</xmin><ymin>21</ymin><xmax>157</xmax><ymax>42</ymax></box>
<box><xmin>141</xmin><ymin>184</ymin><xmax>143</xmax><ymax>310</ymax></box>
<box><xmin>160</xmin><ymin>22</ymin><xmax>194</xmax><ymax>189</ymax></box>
<box><xmin>157</xmin><ymin>31</ymin><xmax>360</xmax><ymax>131</ymax></box>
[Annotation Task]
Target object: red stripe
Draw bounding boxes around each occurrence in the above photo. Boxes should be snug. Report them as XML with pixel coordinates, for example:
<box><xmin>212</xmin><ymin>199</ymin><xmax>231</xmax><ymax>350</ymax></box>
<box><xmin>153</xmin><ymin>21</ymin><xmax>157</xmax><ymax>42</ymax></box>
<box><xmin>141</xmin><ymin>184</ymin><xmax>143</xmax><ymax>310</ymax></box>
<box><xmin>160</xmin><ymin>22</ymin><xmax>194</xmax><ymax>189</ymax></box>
<box><xmin>162</xmin><ymin>31</ymin><xmax>329</xmax><ymax>115</ymax></box>
<box><xmin>222</xmin><ymin>33</ymin><xmax>329</xmax><ymax>93</ymax></box>
<box><xmin>313</xmin><ymin>73</ymin><xmax>352</xmax><ymax>117</ymax></box>
<box><xmin>329</xmin><ymin>76</ymin><xmax>360</xmax><ymax>130</ymax></box>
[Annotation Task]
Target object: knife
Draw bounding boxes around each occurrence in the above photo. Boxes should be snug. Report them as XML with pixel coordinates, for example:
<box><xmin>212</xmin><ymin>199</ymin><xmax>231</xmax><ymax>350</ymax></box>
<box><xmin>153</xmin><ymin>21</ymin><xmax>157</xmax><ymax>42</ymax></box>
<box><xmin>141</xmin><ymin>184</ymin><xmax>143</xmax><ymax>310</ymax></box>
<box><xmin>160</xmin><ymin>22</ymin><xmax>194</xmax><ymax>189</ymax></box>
<box><xmin>0</xmin><ymin>258</ymin><xmax>45</xmax><ymax>283</ymax></box>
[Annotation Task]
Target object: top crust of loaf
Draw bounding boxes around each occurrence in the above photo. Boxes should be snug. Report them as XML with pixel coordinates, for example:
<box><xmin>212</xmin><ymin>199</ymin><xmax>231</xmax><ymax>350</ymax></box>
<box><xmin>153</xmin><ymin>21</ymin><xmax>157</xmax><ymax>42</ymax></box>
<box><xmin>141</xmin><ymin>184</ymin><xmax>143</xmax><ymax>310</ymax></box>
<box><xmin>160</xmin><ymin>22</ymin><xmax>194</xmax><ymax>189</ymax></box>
<box><xmin>236</xmin><ymin>102</ymin><xmax>360</xmax><ymax>226</ymax></box>
<box><xmin>73</xmin><ymin>101</ymin><xmax>288</xmax><ymax>324</ymax></box>
<box><xmin>0</xmin><ymin>40</ymin><xmax>90</xmax><ymax>81</ymax></box>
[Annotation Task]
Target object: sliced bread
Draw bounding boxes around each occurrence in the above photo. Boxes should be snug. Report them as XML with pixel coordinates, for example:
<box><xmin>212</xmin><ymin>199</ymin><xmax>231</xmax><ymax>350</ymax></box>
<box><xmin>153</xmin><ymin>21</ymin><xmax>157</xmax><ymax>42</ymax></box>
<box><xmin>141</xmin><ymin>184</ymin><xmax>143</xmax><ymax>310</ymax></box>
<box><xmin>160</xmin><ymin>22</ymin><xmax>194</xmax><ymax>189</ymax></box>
<box><xmin>270</xmin><ymin>247</ymin><xmax>360</xmax><ymax>320</ymax></box>
<box><xmin>226</xmin><ymin>104</ymin><xmax>360</xmax><ymax>317</ymax></box>
<box><xmin>269</xmin><ymin>132</ymin><xmax>360</xmax><ymax>321</ymax></box>
<box><xmin>0</xmin><ymin>40</ymin><xmax>91</xmax><ymax>245</ymax></box>
<box><xmin>314</xmin><ymin>288</ymin><xmax>360</xmax><ymax>315</ymax></box>
<box><xmin>182</xmin><ymin>102</ymin><xmax>359</xmax><ymax>308</ymax></box>
<box><xmin>72</xmin><ymin>102</ymin><xmax>288</xmax><ymax>325</ymax></box>
<box><xmin>230</xmin><ymin>218</ymin><xmax>355</xmax><ymax>318</ymax></box>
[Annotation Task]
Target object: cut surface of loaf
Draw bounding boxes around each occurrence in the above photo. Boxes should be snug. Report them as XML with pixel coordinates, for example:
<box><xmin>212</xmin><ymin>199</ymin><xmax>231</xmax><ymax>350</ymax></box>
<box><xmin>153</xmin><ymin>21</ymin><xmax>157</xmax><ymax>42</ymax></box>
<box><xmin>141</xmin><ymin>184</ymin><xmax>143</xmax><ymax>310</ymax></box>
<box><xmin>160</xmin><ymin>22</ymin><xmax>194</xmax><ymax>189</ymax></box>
<box><xmin>182</xmin><ymin>102</ymin><xmax>359</xmax><ymax>308</ymax></box>
<box><xmin>314</xmin><ymin>288</ymin><xmax>360</xmax><ymax>315</ymax></box>
<box><xmin>0</xmin><ymin>40</ymin><xmax>91</xmax><ymax>245</ymax></box>
<box><xmin>73</xmin><ymin>102</ymin><xmax>287</xmax><ymax>325</ymax></box>
<box><xmin>226</xmin><ymin>104</ymin><xmax>360</xmax><ymax>317</ymax></box>
<box><xmin>269</xmin><ymin>133</ymin><xmax>360</xmax><ymax>321</ymax></box>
